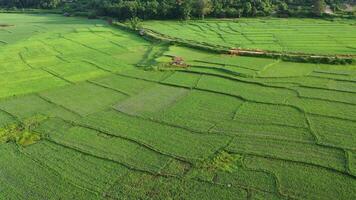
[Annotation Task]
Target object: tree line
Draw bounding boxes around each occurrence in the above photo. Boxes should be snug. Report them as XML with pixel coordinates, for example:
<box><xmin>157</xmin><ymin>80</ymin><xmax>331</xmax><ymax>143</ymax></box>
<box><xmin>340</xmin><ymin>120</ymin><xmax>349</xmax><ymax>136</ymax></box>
<box><xmin>0</xmin><ymin>0</ymin><xmax>61</xmax><ymax>9</ymax></box>
<box><xmin>0</xmin><ymin>0</ymin><xmax>352</xmax><ymax>19</ymax></box>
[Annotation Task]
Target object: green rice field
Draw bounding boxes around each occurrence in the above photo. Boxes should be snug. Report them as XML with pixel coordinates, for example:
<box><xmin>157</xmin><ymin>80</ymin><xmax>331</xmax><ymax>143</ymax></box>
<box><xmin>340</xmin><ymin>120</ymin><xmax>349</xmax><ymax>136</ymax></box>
<box><xmin>142</xmin><ymin>18</ymin><xmax>356</xmax><ymax>55</ymax></box>
<box><xmin>0</xmin><ymin>13</ymin><xmax>356</xmax><ymax>199</ymax></box>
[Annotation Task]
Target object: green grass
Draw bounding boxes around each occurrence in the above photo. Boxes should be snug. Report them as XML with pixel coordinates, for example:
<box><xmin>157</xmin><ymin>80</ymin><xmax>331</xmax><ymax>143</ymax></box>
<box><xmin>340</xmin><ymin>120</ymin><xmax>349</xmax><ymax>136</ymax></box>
<box><xmin>227</xmin><ymin>135</ymin><xmax>346</xmax><ymax>172</ymax></box>
<box><xmin>115</xmin><ymin>84</ymin><xmax>189</xmax><ymax>116</ymax></box>
<box><xmin>349</xmin><ymin>151</ymin><xmax>356</xmax><ymax>176</ymax></box>
<box><xmin>0</xmin><ymin>143</ymin><xmax>98</xmax><ymax>199</ymax></box>
<box><xmin>40</xmin><ymin>82</ymin><xmax>128</xmax><ymax>116</ymax></box>
<box><xmin>161</xmin><ymin>71</ymin><xmax>201</xmax><ymax>88</ymax></box>
<box><xmin>197</xmin><ymin>75</ymin><xmax>295</xmax><ymax>104</ymax></box>
<box><xmin>214</xmin><ymin>121</ymin><xmax>314</xmax><ymax>142</ymax></box>
<box><xmin>152</xmin><ymin>90</ymin><xmax>243</xmax><ymax>132</ymax></box>
<box><xmin>77</xmin><ymin>110</ymin><xmax>231</xmax><ymax>161</ymax></box>
<box><xmin>23</xmin><ymin>140</ymin><xmax>130</xmax><ymax>195</ymax></box>
<box><xmin>245</xmin><ymin>155</ymin><xmax>356</xmax><ymax>200</ymax></box>
<box><xmin>0</xmin><ymin>13</ymin><xmax>355</xmax><ymax>199</ymax></box>
<box><xmin>90</xmin><ymin>74</ymin><xmax>156</xmax><ymax>95</ymax></box>
<box><xmin>0</xmin><ymin>110</ymin><xmax>15</xmax><ymax>127</ymax></box>
<box><xmin>309</xmin><ymin>115</ymin><xmax>356</xmax><ymax>150</ymax></box>
<box><xmin>43</xmin><ymin>61</ymin><xmax>110</xmax><ymax>82</ymax></box>
<box><xmin>39</xmin><ymin>119</ymin><xmax>172</xmax><ymax>173</ymax></box>
<box><xmin>142</xmin><ymin>18</ymin><xmax>356</xmax><ymax>55</ymax></box>
<box><xmin>234</xmin><ymin>102</ymin><xmax>306</xmax><ymax>128</ymax></box>
<box><xmin>0</xmin><ymin>94</ymin><xmax>79</xmax><ymax>120</ymax></box>
<box><xmin>0</xmin><ymin>69</ymin><xmax>69</xmax><ymax>98</ymax></box>
<box><xmin>106</xmin><ymin>170</ymin><xmax>248</xmax><ymax>200</ymax></box>
<box><xmin>257</xmin><ymin>61</ymin><xmax>316</xmax><ymax>78</ymax></box>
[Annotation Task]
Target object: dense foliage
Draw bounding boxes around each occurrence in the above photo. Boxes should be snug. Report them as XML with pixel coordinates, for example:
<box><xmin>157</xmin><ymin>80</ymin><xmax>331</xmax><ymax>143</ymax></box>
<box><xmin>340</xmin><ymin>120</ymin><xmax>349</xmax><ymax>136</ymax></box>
<box><xmin>0</xmin><ymin>0</ymin><xmax>353</xmax><ymax>19</ymax></box>
<box><xmin>0</xmin><ymin>0</ymin><xmax>62</xmax><ymax>9</ymax></box>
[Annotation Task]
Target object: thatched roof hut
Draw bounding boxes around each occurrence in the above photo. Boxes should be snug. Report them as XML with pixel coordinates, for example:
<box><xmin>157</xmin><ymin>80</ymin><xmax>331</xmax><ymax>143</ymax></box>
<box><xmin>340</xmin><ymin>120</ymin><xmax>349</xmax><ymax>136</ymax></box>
<box><xmin>171</xmin><ymin>56</ymin><xmax>185</xmax><ymax>66</ymax></box>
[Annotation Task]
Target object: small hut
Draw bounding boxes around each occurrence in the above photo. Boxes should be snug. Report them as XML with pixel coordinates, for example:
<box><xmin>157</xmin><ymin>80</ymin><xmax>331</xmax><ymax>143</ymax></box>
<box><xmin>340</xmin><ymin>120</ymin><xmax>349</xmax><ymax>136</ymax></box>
<box><xmin>171</xmin><ymin>56</ymin><xmax>186</xmax><ymax>67</ymax></box>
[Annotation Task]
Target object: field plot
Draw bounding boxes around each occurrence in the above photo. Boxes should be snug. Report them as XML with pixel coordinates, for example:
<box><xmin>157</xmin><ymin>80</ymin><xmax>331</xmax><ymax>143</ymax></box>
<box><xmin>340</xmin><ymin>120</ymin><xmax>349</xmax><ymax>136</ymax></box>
<box><xmin>0</xmin><ymin>13</ymin><xmax>150</xmax><ymax>99</ymax></box>
<box><xmin>142</xmin><ymin>18</ymin><xmax>356</xmax><ymax>55</ymax></box>
<box><xmin>0</xmin><ymin>13</ymin><xmax>356</xmax><ymax>200</ymax></box>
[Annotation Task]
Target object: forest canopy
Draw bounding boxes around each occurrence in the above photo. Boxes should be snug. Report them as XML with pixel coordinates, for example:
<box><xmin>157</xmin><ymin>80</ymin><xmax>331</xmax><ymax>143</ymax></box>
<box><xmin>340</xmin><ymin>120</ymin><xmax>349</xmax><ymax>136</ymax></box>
<box><xmin>0</xmin><ymin>0</ymin><xmax>353</xmax><ymax>19</ymax></box>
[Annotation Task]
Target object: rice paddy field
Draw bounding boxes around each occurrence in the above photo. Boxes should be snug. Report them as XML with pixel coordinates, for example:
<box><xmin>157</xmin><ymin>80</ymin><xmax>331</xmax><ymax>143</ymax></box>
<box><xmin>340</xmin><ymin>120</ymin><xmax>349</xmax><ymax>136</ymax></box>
<box><xmin>142</xmin><ymin>18</ymin><xmax>356</xmax><ymax>55</ymax></box>
<box><xmin>0</xmin><ymin>13</ymin><xmax>356</xmax><ymax>200</ymax></box>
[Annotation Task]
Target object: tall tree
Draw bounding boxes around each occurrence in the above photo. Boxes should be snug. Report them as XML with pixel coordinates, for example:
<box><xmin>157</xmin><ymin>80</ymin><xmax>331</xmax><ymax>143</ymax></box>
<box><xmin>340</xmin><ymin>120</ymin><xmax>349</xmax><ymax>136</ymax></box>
<box><xmin>178</xmin><ymin>0</ymin><xmax>193</xmax><ymax>20</ymax></box>
<box><xmin>40</xmin><ymin>0</ymin><xmax>61</xmax><ymax>8</ymax></box>
<box><xmin>244</xmin><ymin>2</ymin><xmax>252</xmax><ymax>16</ymax></box>
<box><xmin>194</xmin><ymin>0</ymin><xmax>212</xmax><ymax>19</ymax></box>
<box><xmin>313</xmin><ymin>0</ymin><xmax>325</xmax><ymax>16</ymax></box>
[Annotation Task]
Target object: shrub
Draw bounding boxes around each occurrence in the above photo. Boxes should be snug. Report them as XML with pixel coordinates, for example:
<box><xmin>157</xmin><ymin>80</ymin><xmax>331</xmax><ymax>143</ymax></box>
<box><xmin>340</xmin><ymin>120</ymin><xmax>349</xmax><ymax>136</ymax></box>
<box><xmin>129</xmin><ymin>16</ymin><xmax>142</xmax><ymax>30</ymax></box>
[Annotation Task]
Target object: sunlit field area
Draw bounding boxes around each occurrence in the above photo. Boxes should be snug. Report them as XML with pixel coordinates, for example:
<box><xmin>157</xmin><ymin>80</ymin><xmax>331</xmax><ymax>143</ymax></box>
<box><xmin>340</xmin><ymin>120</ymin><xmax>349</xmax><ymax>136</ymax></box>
<box><xmin>142</xmin><ymin>18</ymin><xmax>356</xmax><ymax>55</ymax></box>
<box><xmin>0</xmin><ymin>13</ymin><xmax>355</xmax><ymax>200</ymax></box>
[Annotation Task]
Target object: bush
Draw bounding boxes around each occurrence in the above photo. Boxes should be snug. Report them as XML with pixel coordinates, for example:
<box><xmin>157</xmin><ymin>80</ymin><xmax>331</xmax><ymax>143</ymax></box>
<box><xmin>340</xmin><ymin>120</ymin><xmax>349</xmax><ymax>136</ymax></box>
<box><xmin>225</xmin><ymin>8</ymin><xmax>239</xmax><ymax>18</ymax></box>
<box><xmin>87</xmin><ymin>10</ymin><xmax>97</xmax><ymax>19</ymax></box>
<box><xmin>129</xmin><ymin>17</ymin><xmax>142</xmax><ymax>30</ymax></box>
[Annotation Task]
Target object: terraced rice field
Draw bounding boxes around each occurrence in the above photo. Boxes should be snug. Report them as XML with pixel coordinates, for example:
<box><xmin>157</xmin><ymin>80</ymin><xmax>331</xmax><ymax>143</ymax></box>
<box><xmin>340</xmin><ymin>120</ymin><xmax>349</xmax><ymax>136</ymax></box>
<box><xmin>142</xmin><ymin>18</ymin><xmax>356</xmax><ymax>55</ymax></box>
<box><xmin>0</xmin><ymin>13</ymin><xmax>356</xmax><ymax>199</ymax></box>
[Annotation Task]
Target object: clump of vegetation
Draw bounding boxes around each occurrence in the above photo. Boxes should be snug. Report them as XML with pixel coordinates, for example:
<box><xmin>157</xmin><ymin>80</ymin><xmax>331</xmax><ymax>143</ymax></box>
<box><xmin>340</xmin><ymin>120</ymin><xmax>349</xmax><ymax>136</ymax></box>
<box><xmin>0</xmin><ymin>115</ymin><xmax>46</xmax><ymax>147</ymax></box>
<box><xmin>313</xmin><ymin>0</ymin><xmax>326</xmax><ymax>16</ymax></box>
<box><xmin>197</xmin><ymin>151</ymin><xmax>241</xmax><ymax>173</ymax></box>
<box><xmin>0</xmin><ymin>24</ymin><xmax>13</xmax><ymax>27</ymax></box>
<box><xmin>1</xmin><ymin>0</ymin><xmax>353</xmax><ymax>20</ymax></box>
<box><xmin>210</xmin><ymin>151</ymin><xmax>241</xmax><ymax>172</ymax></box>
<box><xmin>128</xmin><ymin>16</ymin><xmax>142</xmax><ymax>30</ymax></box>
<box><xmin>87</xmin><ymin>10</ymin><xmax>98</xmax><ymax>19</ymax></box>
<box><xmin>195</xmin><ymin>0</ymin><xmax>213</xmax><ymax>19</ymax></box>
<box><xmin>186</xmin><ymin>151</ymin><xmax>242</xmax><ymax>181</ymax></box>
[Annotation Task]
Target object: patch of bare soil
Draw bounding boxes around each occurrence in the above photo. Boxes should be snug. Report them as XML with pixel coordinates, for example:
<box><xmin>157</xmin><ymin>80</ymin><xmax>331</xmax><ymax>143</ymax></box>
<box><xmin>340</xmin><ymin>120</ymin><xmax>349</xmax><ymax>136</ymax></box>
<box><xmin>324</xmin><ymin>6</ymin><xmax>334</xmax><ymax>15</ymax></box>
<box><xmin>344</xmin><ymin>4</ymin><xmax>355</xmax><ymax>12</ymax></box>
